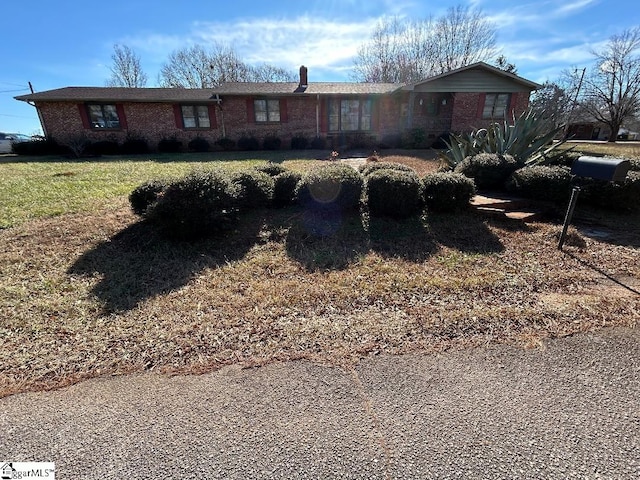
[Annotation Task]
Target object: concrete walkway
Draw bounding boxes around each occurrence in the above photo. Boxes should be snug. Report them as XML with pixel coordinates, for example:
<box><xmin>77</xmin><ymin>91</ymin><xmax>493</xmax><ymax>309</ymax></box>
<box><xmin>1</xmin><ymin>326</ymin><xmax>639</xmax><ymax>479</ymax></box>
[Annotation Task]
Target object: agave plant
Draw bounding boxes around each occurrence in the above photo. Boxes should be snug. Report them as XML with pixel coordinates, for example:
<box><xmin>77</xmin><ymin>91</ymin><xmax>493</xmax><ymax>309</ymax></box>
<box><xmin>439</xmin><ymin>108</ymin><xmax>568</xmax><ymax>168</ymax></box>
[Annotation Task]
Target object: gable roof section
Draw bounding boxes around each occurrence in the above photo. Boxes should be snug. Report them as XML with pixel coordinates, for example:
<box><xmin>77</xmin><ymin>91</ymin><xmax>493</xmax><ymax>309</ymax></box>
<box><xmin>402</xmin><ymin>62</ymin><xmax>541</xmax><ymax>93</ymax></box>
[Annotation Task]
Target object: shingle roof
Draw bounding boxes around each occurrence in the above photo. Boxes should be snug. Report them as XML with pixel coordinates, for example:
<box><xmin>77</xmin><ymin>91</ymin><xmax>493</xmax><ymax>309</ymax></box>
<box><xmin>15</xmin><ymin>87</ymin><xmax>219</xmax><ymax>103</ymax></box>
<box><xmin>15</xmin><ymin>82</ymin><xmax>402</xmax><ymax>103</ymax></box>
<box><xmin>210</xmin><ymin>82</ymin><xmax>401</xmax><ymax>95</ymax></box>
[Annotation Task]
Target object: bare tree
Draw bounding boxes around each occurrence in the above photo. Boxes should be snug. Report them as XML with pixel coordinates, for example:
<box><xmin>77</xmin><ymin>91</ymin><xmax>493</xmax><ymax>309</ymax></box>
<box><xmin>579</xmin><ymin>27</ymin><xmax>640</xmax><ymax>141</ymax></box>
<box><xmin>159</xmin><ymin>43</ymin><xmax>294</xmax><ymax>88</ymax></box>
<box><xmin>352</xmin><ymin>6</ymin><xmax>497</xmax><ymax>83</ymax></box>
<box><xmin>106</xmin><ymin>44</ymin><xmax>147</xmax><ymax>87</ymax></box>
<box><xmin>248</xmin><ymin>64</ymin><xmax>296</xmax><ymax>82</ymax></box>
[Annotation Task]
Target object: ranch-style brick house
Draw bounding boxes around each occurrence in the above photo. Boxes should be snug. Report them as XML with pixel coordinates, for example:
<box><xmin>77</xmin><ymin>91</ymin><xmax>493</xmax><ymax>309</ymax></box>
<box><xmin>15</xmin><ymin>62</ymin><xmax>540</xmax><ymax>149</ymax></box>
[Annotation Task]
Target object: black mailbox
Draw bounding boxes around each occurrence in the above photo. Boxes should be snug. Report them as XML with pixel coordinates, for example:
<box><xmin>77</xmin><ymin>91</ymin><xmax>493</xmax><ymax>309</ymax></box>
<box><xmin>571</xmin><ymin>156</ymin><xmax>630</xmax><ymax>182</ymax></box>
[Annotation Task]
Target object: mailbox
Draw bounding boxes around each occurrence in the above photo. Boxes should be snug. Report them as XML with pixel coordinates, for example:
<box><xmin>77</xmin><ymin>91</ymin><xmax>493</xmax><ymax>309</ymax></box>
<box><xmin>571</xmin><ymin>156</ymin><xmax>630</xmax><ymax>182</ymax></box>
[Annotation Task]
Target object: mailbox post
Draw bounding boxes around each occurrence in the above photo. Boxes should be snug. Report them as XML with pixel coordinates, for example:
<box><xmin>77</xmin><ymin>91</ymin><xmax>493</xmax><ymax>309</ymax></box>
<box><xmin>558</xmin><ymin>156</ymin><xmax>630</xmax><ymax>249</ymax></box>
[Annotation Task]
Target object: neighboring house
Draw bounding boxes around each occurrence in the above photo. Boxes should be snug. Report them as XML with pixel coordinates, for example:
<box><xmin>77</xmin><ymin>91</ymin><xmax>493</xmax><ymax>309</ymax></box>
<box><xmin>15</xmin><ymin>62</ymin><xmax>539</xmax><ymax>150</ymax></box>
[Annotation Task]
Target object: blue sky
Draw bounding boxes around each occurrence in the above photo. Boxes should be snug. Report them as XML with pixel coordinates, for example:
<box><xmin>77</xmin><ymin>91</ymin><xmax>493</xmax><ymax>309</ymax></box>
<box><xmin>2</xmin><ymin>0</ymin><xmax>638</xmax><ymax>135</ymax></box>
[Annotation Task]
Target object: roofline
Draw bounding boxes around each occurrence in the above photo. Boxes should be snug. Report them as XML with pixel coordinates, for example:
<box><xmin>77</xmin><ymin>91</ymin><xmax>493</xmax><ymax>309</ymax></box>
<box><xmin>402</xmin><ymin>62</ymin><xmax>542</xmax><ymax>91</ymax></box>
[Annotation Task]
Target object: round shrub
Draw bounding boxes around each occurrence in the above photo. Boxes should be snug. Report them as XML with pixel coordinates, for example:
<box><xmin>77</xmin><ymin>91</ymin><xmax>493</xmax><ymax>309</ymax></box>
<box><xmin>454</xmin><ymin>153</ymin><xmax>518</xmax><ymax>190</ymax></box>
<box><xmin>230</xmin><ymin>169</ymin><xmax>275</xmax><ymax>209</ymax></box>
<box><xmin>188</xmin><ymin>137</ymin><xmax>210</xmax><ymax>152</ymax></box>
<box><xmin>296</xmin><ymin>164</ymin><xmax>364</xmax><ymax>211</ymax></box>
<box><xmin>238</xmin><ymin>135</ymin><xmax>260</xmax><ymax>151</ymax></box>
<box><xmin>291</xmin><ymin>134</ymin><xmax>309</xmax><ymax>150</ymax></box>
<box><xmin>254</xmin><ymin>163</ymin><xmax>288</xmax><ymax>177</ymax></box>
<box><xmin>86</xmin><ymin>140</ymin><xmax>120</xmax><ymax>156</ymax></box>
<box><xmin>129</xmin><ymin>180</ymin><xmax>166</xmax><ymax>216</ymax></box>
<box><xmin>423</xmin><ymin>172</ymin><xmax>476</xmax><ymax>212</ymax></box>
<box><xmin>214</xmin><ymin>137</ymin><xmax>235</xmax><ymax>151</ymax></box>
<box><xmin>505</xmin><ymin>166</ymin><xmax>573</xmax><ymax>204</ymax></box>
<box><xmin>273</xmin><ymin>171</ymin><xmax>302</xmax><ymax>207</ymax></box>
<box><xmin>310</xmin><ymin>136</ymin><xmax>326</xmax><ymax>149</ymax></box>
<box><xmin>579</xmin><ymin>171</ymin><xmax>640</xmax><ymax>211</ymax></box>
<box><xmin>366</xmin><ymin>169</ymin><xmax>423</xmax><ymax>218</ymax></box>
<box><xmin>358</xmin><ymin>161</ymin><xmax>415</xmax><ymax>177</ymax></box>
<box><xmin>262</xmin><ymin>135</ymin><xmax>281</xmax><ymax>150</ymax></box>
<box><xmin>11</xmin><ymin>137</ymin><xmax>65</xmax><ymax>156</ymax></box>
<box><xmin>121</xmin><ymin>136</ymin><xmax>149</xmax><ymax>155</ymax></box>
<box><xmin>158</xmin><ymin>137</ymin><xmax>183</xmax><ymax>153</ymax></box>
<box><xmin>146</xmin><ymin>170</ymin><xmax>239</xmax><ymax>240</ymax></box>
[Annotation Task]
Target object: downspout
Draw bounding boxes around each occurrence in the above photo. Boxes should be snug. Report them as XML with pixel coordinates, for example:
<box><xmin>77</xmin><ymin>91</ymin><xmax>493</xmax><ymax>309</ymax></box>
<box><xmin>316</xmin><ymin>94</ymin><xmax>320</xmax><ymax>138</ymax></box>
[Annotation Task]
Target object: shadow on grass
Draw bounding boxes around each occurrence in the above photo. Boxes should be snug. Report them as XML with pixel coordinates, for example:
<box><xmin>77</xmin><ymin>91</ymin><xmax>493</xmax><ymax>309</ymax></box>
<box><xmin>68</xmin><ymin>212</ymin><xmax>265</xmax><ymax>312</ymax></box>
<box><xmin>68</xmin><ymin>207</ymin><xmax>506</xmax><ymax>311</ymax></box>
<box><xmin>368</xmin><ymin>215</ymin><xmax>438</xmax><ymax>262</ymax></box>
<box><xmin>428</xmin><ymin>211</ymin><xmax>505</xmax><ymax>254</ymax></box>
<box><xmin>285</xmin><ymin>207</ymin><xmax>370</xmax><ymax>271</ymax></box>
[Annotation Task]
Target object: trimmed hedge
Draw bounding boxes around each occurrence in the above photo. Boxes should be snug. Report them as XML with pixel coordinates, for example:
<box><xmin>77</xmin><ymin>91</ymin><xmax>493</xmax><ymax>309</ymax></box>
<box><xmin>366</xmin><ymin>169</ymin><xmax>423</xmax><ymax>218</ymax></box>
<box><xmin>129</xmin><ymin>180</ymin><xmax>166</xmax><ymax>216</ymax></box>
<box><xmin>238</xmin><ymin>135</ymin><xmax>260</xmax><ymax>151</ymax></box>
<box><xmin>121</xmin><ymin>136</ymin><xmax>150</xmax><ymax>155</ymax></box>
<box><xmin>505</xmin><ymin>166</ymin><xmax>573</xmax><ymax>204</ymax></box>
<box><xmin>423</xmin><ymin>172</ymin><xmax>476</xmax><ymax>212</ymax></box>
<box><xmin>454</xmin><ymin>153</ymin><xmax>518</xmax><ymax>190</ymax></box>
<box><xmin>145</xmin><ymin>170</ymin><xmax>239</xmax><ymax>240</ymax></box>
<box><xmin>296</xmin><ymin>163</ymin><xmax>363</xmax><ymax>211</ymax></box>
<box><xmin>273</xmin><ymin>171</ymin><xmax>302</xmax><ymax>207</ymax></box>
<box><xmin>158</xmin><ymin>137</ymin><xmax>183</xmax><ymax>153</ymax></box>
<box><xmin>188</xmin><ymin>137</ymin><xmax>210</xmax><ymax>152</ymax></box>
<box><xmin>579</xmin><ymin>171</ymin><xmax>640</xmax><ymax>211</ymax></box>
<box><xmin>254</xmin><ymin>163</ymin><xmax>288</xmax><ymax>177</ymax></box>
<box><xmin>214</xmin><ymin>138</ymin><xmax>236</xmax><ymax>151</ymax></box>
<box><xmin>230</xmin><ymin>169</ymin><xmax>275</xmax><ymax>209</ymax></box>
<box><xmin>262</xmin><ymin>135</ymin><xmax>281</xmax><ymax>150</ymax></box>
<box><xmin>358</xmin><ymin>161</ymin><xmax>415</xmax><ymax>177</ymax></box>
<box><xmin>310</xmin><ymin>136</ymin><xmax>326</xmax><ymax>149</ymax></box>
<box><xmin>11</xmin><ymin>137</ymin><xmax>66</xmax><ymax>156</ymax></box>
<box><xmin>291</xmin><ymin>134</ymin><xmax>309</xmax><ymax>150</ymax></box>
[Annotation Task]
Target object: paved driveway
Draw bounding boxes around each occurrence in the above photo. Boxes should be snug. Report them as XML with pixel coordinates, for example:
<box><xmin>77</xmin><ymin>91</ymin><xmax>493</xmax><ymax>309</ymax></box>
<box><xmin>1</xmin><ymin>326</ymin><xmax>639</xmax><ymax>479</ymax></box>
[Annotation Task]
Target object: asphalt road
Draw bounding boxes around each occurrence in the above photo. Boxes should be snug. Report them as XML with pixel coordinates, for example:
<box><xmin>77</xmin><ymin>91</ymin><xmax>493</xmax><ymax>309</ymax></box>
<box><xmin>1</xmin><ymin>326</ymin><xmax>639</xmax><ymax>479</ymax></box>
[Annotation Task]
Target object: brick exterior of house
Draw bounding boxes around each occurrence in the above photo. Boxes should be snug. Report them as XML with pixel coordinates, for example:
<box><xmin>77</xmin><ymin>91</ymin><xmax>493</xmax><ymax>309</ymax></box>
<box><xmin>18</xmin><ymin>63</ymin><xmax>539</xmax><ymax>151</ymax></box>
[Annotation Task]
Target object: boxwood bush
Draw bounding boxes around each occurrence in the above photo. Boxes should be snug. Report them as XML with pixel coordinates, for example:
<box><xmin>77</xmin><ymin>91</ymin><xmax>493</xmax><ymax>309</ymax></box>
<box><xmin>358</xmin><ymin>161</ymin><xmax>415</xmax><ymax>177</ymax></box>
<box><xmin>158</xmin><ymin>136</ymin><xmax>183</xmax><ymax>153</ymax></box>
<box><xmin>273</xmin><ymin>171</ymin><xmax>302</xmax><ymax>207</ymax></box>
<box><xmin>365</xmin><ymin>169</ymin><xmax>423</xmax><ymax>218</ymax></box>
<box><xmin>454</xmin><ymin>153</ymin><xmax>518</xmax><ymax>190</ymax></box>
<box><xmin>230</xmin><ymin>169</ymin><xmax>275</xmax><ymax>209</ymax></box>
<box><xmin>291</xmin><ymin>134</ymin><xmax>309</xmax><ymax>150</ymax></box>
<box><xmin>188</xmin><ymin>137</ymin><xmax>210</xmax><ymax>152</ymax></box>
<box><xmin>423</xmin><ymin>172</ymin><xmax>476</xmax><ymax>212</ymax></box>
<box><xmin>505</xmin><ymin>166</ymin><xmax>573</xmax><ymax>204</ymax></box>
<box><xmin>254</xmin><ymin>163</ymin><xmax>288</xmax><ymax>177</ymax></box>
<box><xmin>310</xmin><ymin>136</ymin><xmax>326</xmax><ymax>149</ymax></box>
<box><xmin>296</xmin><ymin>163</ymin><xmax>363</xmax><ymax>211</ymax></box>
<box><xmin>11</xmin><ymin>137</ymin><xmax>66</xmax><ymax>156</ymax></box>
<box><xmin>129</xmin><ymin>180</ymin><xmax>166</xmax><ymax>216</ymax></box>
<box><xmin>579</xmin><ymin>171</ymin><xmax>640</xmax><ymax>211</ymax></box>
<box><xmin>238</xmin><ymin>135</ymin><xmax>260</xmax><ymax>151</ymax></box>
<box><xmin>145</xmin><ymin>170</ymin><xmax>239</xmax><ymax>240</ymax></box>
<box><xmin>262</xmin><ymin>135</ymin><xmax>281</xmax><ymax>150</ymax></box>
<box><xmin>214</xmin><ymin>137</ymin><xmax>236</xmax><ymax>151</ymax></box>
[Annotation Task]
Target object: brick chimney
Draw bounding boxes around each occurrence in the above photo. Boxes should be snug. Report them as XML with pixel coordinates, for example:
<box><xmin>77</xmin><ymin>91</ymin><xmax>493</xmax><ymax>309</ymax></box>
<box><xmin>299</xmin><ymin>65</ymin><xmax>308</xmax><ymax>87</ymax></box>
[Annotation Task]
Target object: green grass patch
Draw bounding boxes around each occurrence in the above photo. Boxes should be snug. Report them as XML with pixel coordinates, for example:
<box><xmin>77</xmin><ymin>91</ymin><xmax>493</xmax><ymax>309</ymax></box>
<box><xmin>0</xmin><ymin>152</ymin><xmax>323</xmax><ymax>228</ymax></box>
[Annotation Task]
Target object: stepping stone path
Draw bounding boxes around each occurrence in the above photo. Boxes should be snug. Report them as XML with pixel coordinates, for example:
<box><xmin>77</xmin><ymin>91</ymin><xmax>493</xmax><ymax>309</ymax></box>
<box><xmin>471</xmin><ymin>193</ymin><xmax>542</xmax><ymax>222</ymax></box>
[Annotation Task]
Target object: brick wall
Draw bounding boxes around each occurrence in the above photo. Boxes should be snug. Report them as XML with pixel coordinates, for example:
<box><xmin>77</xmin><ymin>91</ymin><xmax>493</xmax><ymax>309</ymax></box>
<box><xmin>451</xmin><ymin>91</ymin><xmax>531</xmax><ymax>133</ymax></box>
<box><xmin>36</xmin><ymin>89</ymin><xmax>532</xmax><ymax>150</ymax></box>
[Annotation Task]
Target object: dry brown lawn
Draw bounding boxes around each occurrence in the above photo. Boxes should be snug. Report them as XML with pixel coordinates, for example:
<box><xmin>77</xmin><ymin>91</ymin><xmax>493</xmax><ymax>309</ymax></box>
<box><xmin>1</xmin><ymin>196</ymin><xmax>638</xmax><ymax>398</ymax></box>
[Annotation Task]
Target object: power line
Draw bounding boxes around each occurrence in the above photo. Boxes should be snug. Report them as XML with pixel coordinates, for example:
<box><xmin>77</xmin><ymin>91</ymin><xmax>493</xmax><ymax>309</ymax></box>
<box><xmin>0</xmin><ymin>81</ymin><xmax>29</xmax><ymax>88</ymax></box>
<box><xmin>0</xmin><ymin>89</ymin><xmax>30</xmax><ymax>93</ymax></box>
<box><xmin>0</xmin><ymin>113</ymin><xmax>37</xmax><ymax>119</ymax></box>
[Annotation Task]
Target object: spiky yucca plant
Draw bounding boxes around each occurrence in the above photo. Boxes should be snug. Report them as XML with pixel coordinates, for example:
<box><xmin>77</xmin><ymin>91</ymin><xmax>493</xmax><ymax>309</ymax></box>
<box><xmin>440</xmin><ymin>108</ymin><xmax>569</xmax><ymax>168</ymax></box>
